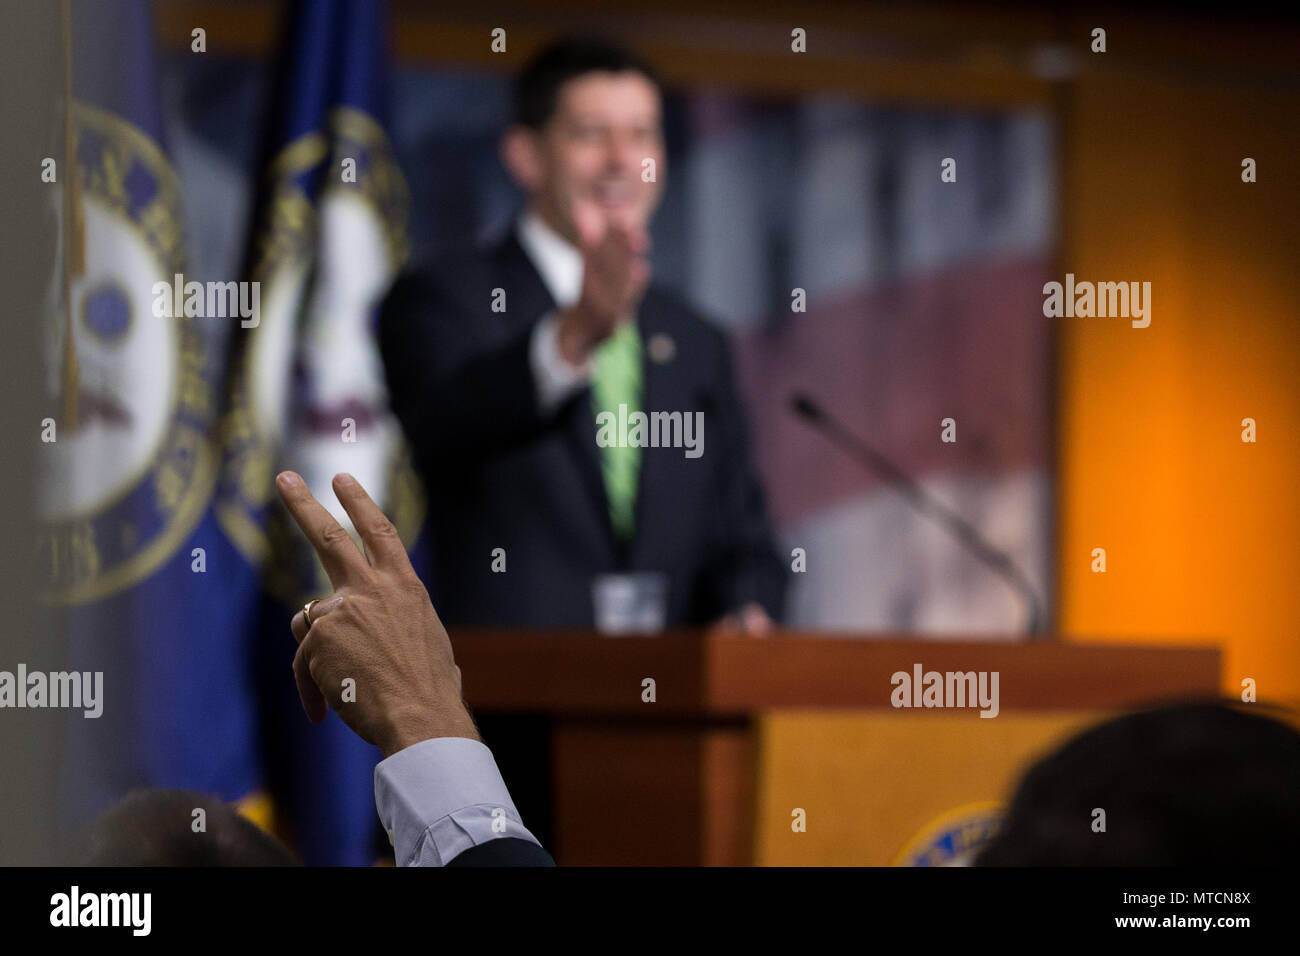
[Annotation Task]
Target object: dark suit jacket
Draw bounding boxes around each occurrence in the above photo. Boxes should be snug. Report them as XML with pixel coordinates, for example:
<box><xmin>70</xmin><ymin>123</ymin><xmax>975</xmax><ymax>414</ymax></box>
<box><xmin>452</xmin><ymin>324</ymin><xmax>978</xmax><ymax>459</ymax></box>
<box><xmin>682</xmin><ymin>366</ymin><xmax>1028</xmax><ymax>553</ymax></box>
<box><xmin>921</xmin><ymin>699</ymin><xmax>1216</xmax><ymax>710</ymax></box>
<box><xmin>447</xmin><ymin>838</ymin><xmax>556</xmax><ymax>867</ymax></box>
<box><xmin>378</xmin><ymin>229</ymin><xmax>786</xmax><ymax>629</ymax></box>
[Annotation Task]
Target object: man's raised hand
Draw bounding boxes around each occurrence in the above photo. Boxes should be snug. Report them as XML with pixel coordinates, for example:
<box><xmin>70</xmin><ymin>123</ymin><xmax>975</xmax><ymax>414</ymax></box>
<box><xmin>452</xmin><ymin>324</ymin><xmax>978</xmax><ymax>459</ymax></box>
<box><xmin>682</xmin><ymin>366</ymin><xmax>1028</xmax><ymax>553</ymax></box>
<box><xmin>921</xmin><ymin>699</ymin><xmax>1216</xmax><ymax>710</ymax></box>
<box><xmin>555</xmin><ymin>204</ymin><xmax>651</xmax><ymax>365</ymax></box>
<box><xmin>275</xmin><ymin>471</ymin><xmax>478</xmax><ymax>756</ymax></box>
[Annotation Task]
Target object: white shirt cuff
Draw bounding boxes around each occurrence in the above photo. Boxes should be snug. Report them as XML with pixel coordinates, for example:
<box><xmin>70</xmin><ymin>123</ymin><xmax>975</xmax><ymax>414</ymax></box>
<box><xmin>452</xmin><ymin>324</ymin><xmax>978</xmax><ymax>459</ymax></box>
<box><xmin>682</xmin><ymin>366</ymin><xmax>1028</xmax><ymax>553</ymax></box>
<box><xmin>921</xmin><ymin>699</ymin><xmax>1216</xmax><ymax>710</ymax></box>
<box><xmin>374</xmin><ymin>737</ymin><xmax>541</xmax><ymax>867</ymax></box>
<box><xmin>530</xmin><ymin>312</ymin><xmax>591</xmax><ymax>414</ymax></box>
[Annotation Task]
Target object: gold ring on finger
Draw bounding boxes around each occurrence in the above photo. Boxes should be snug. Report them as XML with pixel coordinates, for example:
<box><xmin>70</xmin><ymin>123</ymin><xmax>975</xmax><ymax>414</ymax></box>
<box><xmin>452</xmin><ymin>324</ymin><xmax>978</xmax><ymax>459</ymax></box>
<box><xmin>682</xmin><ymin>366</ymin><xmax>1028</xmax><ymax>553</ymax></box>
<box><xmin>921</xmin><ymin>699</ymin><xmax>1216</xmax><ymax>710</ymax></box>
<box><xmin>303</xmin><ymin>598</ymin><xmax>323</xmax><ymax>627</ymax></box>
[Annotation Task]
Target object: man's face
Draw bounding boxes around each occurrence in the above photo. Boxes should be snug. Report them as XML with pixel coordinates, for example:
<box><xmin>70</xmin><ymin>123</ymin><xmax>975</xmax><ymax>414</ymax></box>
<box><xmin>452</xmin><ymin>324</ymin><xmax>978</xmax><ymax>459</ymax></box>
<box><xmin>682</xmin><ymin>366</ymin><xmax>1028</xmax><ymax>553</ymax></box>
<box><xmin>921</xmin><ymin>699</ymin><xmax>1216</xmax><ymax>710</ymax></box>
<box><xmin>524</xmin><ymin>71</ymin><xmax>665</xmax><ymax>242</ymax></box>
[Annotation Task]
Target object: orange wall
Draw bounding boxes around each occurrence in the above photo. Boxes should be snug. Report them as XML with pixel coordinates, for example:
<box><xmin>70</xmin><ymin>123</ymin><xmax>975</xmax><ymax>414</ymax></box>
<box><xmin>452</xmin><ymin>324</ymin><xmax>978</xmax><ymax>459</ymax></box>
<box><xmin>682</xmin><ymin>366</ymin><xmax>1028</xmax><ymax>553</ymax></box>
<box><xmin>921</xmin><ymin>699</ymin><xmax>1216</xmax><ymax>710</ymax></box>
<box><xmin>1057</xmin><ymin>72</ymin><xmax>1300</xmax><ymax>709</ymax></box>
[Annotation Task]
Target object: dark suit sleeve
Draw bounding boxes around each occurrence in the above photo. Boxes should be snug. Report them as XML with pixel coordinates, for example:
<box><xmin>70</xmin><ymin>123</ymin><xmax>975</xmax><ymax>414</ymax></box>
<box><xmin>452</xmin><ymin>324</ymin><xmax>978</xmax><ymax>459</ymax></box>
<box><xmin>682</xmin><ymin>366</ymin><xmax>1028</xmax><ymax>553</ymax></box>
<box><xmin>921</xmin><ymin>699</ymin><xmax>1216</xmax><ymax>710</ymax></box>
<box><xmin>699</xmin><ymin>332</ymin><xmax>788</xmax><ymax>621</ymax></box>
<box><xmin>378</xmin><ymin>266</ymin><xmax>567</xmax><ymax>465</ymax></box>
<box><xmin>446</xmin><ymin>838</ymin><xmax>556</xmax><ymax>867</ymax></box>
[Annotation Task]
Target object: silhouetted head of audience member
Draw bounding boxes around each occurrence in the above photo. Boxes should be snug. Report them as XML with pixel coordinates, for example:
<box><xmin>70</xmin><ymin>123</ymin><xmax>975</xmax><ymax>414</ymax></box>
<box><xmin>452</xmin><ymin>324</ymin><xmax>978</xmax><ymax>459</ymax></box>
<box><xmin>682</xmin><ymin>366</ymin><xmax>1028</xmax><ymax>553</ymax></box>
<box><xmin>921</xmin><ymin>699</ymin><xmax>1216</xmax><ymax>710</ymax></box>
<box><xmin>975</xmin><ymin>700</ymin><xmax>1300</xmax><ymax>865</ymax></box>
<box><xmin>66</xmin><ymin>789</ymin><xmax>299</xmax><ymax>866</ymax></box>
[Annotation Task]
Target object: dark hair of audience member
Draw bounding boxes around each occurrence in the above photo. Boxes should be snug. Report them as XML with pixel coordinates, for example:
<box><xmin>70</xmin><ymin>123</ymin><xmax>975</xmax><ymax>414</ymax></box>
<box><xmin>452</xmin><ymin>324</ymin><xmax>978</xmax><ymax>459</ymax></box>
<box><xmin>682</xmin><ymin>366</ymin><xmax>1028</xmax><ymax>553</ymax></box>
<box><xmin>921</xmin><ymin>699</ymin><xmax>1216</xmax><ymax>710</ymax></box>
<box><xmin>65</xmin><ymin>789</ymin><xmax>300</xmax><ymax>866</ymax></box>
<box><xmin>976</xmin><ymin>700</ymin><xmax>1300</xmax><ymax>865</ymax></box>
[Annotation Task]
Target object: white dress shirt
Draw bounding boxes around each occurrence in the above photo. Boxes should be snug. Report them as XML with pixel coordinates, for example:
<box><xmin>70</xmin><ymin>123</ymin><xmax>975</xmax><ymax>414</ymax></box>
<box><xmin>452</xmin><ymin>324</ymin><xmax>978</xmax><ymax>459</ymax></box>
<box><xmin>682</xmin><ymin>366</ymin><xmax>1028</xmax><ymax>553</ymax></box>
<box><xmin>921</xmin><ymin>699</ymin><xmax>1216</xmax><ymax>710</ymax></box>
<box><xmin>518</xmin><ymin>209</ymin><xmax>596</xmax><ymax>413</ymax></box>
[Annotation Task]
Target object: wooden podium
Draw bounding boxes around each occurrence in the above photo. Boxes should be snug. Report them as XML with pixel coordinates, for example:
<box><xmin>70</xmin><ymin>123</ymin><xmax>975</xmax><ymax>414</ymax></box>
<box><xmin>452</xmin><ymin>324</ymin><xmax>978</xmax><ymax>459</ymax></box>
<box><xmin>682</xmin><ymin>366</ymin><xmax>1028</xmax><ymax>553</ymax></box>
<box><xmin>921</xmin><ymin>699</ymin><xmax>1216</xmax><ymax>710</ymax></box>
<box><xmin>451</xmin><ymin>630</ymin><xmax>1220</xmax><ymax>865</ymax></box>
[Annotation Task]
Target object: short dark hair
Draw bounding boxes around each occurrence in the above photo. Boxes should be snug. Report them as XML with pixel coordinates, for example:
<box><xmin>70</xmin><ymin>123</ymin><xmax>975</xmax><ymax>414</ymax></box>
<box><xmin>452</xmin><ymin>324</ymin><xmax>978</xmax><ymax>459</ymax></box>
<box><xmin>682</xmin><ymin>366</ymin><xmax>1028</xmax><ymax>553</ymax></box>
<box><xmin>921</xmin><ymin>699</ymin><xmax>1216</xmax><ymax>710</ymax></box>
<box><xmin>513</xmin><ymin>36</ymin><xmax>660</xmax><ymax>130</ymax></box>
<box><xmin>975</xmin><ymin>701</ymin><xmax>1300</xmax><ymax>866</ymax></box>
<box><xmin>65</xmin><ymin>789</ymin><xmax>300</xmax><ymax>866</ymax></box>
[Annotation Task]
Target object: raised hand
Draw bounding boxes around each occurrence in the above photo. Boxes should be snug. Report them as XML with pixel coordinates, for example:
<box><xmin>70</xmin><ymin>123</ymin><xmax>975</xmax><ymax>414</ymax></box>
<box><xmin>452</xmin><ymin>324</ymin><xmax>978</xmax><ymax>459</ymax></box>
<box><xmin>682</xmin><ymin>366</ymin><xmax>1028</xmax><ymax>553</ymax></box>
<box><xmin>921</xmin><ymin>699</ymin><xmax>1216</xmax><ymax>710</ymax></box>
<box><xmin>555</xmin><ymin>204</ymin><xmax>651</xmax><ymax>365</ymax></box>
<box><xmin>275</xmin><ymin>471</ymin><xmax>478</xmax><ymax>756</ymax></box>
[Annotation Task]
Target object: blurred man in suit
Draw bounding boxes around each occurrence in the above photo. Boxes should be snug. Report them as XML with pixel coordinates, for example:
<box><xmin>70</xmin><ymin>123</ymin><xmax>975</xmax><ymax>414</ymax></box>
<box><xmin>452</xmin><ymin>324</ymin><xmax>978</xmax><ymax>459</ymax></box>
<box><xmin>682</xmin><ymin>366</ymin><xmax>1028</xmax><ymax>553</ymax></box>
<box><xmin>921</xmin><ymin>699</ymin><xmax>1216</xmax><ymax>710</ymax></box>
<box><xmin>379</xmin><ymin>37</ymin><xmax>785</xmax><ymax>634</ymax></box>
<box><xmin>379</xmin><ymin>37</ymin><xmax>787</xmax><ymax>846</ymax></box>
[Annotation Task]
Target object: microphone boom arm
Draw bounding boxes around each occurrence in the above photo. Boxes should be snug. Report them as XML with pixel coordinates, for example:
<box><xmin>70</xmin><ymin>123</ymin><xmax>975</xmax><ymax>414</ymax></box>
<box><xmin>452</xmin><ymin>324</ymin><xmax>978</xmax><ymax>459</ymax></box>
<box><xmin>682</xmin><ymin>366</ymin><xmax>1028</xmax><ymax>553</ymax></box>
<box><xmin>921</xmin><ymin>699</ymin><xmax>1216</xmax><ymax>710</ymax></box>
<box><xmin>791</xmin><ymin>394</ymin><xmax>1044</xmax><ymax>637</ymax></box>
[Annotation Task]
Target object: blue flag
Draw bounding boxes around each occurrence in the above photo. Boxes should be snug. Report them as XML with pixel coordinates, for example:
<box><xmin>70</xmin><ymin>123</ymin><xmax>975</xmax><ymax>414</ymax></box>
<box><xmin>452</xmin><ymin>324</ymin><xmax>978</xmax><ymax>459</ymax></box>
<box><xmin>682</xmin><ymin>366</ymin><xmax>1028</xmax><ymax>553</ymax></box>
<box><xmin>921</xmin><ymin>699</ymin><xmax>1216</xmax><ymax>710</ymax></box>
<box><xmin>42</xmin><ymin>0</ymin><xmax>263</xmax><ymax>832</ymax></box>
<box><xmin>217</xmin><ymin>0</ymin><xmax>419</xmax><ymax>865</ymax></box>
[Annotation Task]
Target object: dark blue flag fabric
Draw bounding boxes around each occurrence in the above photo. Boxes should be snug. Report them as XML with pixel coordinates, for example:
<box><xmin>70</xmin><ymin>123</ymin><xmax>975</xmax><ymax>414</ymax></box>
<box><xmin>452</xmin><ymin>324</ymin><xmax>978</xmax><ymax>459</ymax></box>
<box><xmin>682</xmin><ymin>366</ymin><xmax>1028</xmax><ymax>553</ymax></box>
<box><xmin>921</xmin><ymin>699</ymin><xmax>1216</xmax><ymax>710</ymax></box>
<box><xmin>217</xmin><ymin>0</ymin><xmax>420</xmax><ymax>865</ymax></box>
<box><xmin>43</xmin><ymin>0</ymin><xmax>263</xmax><ymax>833</ymax></box>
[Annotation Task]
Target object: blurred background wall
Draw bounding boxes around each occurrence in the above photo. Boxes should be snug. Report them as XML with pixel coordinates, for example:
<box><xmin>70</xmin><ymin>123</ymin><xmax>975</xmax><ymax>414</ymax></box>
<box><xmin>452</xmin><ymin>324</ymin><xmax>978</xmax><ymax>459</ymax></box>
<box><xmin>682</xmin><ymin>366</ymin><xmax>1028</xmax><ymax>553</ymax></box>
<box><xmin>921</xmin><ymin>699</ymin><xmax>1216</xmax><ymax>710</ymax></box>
<box><xmin>1054</xmin><ymin>37</ymin><xmax>1300</xmax><ymax>715</ymax></box>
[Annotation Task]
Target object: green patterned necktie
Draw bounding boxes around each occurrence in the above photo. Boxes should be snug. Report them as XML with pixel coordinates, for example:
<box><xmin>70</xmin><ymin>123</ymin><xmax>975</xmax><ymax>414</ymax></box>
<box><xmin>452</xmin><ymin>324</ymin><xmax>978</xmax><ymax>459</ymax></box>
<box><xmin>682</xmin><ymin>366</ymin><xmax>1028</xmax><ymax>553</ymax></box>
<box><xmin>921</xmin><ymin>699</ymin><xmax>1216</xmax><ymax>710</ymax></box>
<box><xmin>590</xmin><ymin>321</ymin><xmax>643</xmax><ymax>540</ymax></box>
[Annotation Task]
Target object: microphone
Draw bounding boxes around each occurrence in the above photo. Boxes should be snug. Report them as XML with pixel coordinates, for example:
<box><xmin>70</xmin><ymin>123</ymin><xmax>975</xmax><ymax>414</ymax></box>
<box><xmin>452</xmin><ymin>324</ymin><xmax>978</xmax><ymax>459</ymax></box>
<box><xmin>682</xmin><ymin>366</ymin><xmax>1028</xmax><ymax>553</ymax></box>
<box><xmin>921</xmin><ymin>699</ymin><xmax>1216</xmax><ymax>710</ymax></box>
<box><xmin>789</xmin><ymin>393</ymin><xmax>1044</xmax><ymax>637</ymax></box>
